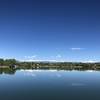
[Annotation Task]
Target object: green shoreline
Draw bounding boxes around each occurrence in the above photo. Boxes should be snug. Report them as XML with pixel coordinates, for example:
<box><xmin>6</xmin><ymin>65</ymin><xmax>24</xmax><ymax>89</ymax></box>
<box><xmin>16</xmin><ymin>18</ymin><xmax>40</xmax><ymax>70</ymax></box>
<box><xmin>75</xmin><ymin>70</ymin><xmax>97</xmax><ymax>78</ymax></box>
<box><xmin>0</xmin><ymin>58</ymin><xmax>100</xmax><ymax>71</ymax></box>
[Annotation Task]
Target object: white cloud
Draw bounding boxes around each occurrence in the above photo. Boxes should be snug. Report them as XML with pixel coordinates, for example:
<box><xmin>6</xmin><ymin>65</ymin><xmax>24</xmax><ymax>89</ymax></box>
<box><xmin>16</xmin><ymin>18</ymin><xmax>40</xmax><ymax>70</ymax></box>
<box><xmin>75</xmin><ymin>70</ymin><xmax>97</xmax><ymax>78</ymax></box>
<box><xmin>70</xmin><ymin>48</ymin><xmax>84</xmax><ymax>50</ymax></box>
<box><xmin>56</xmin><ymin>54</ymin><xmax>61</xmax><ymax>58</ymax></box>
<box><xmin>82</xmin><ymin>60</ymin><xmax>97</xmax><ymax>63</ymax></box>
<box><xmin>21</xmin><ymin>59</ymin><xmax>57</xmax><ymax>62</ymax></box>
<box><xmin>31</xmin><ymin>55</ymin><xmax>37</xmax><ymax>58</ymax></box>
<box><xmin>24</xmin><ymin>55</ymin><xmax>37</xmax><ymax>59</ymax></box>
<box><xmin>20</xmin><ymin>59</ymin><xmax>67</xmax><ymax>62</ymax></box>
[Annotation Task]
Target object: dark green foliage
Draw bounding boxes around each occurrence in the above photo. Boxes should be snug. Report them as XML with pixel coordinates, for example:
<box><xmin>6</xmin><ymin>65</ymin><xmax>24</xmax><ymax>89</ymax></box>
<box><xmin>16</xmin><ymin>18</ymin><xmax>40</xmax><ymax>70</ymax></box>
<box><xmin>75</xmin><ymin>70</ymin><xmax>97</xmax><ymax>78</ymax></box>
<box><xmin>0</xmin><ymin>58</ymin><xmax>100</xmax><ymax>70</ymax></box>
<box><xmin>4</xmin><ymin>59</ymin><xmax>17</xmax><ymax>66</ymax></box>
<box><xmin>0</xmin><ymin>58</ymin><xmax>4</xmax><ymax>66</ymax></box>
<box><xmin>0</xmin><ymin>58</ymin><xmax>17</xmax><ymax>66</ymax></box>
<box><xmin>0</xmin><ymin>68</ymin><xmax>16</xmax><ymax>75</ymax></box>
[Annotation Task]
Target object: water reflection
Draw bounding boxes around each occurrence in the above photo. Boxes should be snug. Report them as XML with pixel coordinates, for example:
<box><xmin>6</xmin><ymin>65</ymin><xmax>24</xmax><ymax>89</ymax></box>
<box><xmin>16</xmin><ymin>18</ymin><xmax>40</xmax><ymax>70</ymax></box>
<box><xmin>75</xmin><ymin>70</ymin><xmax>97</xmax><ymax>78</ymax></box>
<box><xmin>0</xmin><ymin>68</ymin><xmax>16</xmax><ymax>75</ymax></box>
<box><xmin>0</xmin><ymin>69</ymin><xmax>100</xmax><ymax>100</ymax></box>
<box><xmin>0</xmin><ymin>68</ymin><xmax>100</xmax><ymax>75</ymax></box>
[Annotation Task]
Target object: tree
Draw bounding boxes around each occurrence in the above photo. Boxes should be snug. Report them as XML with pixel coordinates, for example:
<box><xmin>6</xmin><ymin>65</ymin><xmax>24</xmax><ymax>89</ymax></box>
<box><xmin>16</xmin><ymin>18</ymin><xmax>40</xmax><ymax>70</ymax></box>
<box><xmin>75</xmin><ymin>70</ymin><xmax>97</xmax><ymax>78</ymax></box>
<box><xmin>4</xmin><ymin>59</ymin><xmax>17</xmax><ymax>66</ymax></box>
<box><xmin>0</xmin><ymin>58</ymin><xmax>4</xmax><ymax>66</ymax></box>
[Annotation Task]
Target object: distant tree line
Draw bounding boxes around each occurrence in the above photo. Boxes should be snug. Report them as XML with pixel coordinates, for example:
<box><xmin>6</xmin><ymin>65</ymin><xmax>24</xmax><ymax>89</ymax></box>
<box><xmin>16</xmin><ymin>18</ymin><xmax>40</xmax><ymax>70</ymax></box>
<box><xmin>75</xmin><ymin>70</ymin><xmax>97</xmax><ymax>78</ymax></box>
<box><xmin>0</xmin><ymin>58</ymin><xmax>17</xmax><ymax>66</ymax></box>
<box><xmin>0</xmin><ymin>58</ymin><xmax>100</xmax><ymax>70</ymax></box>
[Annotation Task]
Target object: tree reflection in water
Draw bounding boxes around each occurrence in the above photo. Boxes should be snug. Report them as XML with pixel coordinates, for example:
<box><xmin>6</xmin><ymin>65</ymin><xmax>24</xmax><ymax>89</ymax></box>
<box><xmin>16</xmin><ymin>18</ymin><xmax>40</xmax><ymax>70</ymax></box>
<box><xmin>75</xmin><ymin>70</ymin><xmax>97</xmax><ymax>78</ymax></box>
<box><xmin>0</xmin><ymin>68</ymin><xmax>16</xmax><ymax>75</ymax></box>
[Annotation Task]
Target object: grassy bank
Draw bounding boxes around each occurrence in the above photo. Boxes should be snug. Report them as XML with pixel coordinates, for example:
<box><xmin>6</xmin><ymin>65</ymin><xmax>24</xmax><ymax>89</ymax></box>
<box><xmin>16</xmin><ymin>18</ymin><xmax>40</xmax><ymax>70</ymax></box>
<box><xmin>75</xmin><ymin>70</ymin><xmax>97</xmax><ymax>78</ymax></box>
<box><xmin>0</xmin><ymin>66</ymin><xmax>9</xmax><ymax>68</ymax></box>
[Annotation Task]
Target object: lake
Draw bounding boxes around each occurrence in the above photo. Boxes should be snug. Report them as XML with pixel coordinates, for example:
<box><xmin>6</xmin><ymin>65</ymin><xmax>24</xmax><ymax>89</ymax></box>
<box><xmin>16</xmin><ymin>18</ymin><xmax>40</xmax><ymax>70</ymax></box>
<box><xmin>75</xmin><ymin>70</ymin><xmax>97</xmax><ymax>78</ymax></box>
<box><xmin>0</xmin><ymin>69</ymin><xmax>100</xmax><ymax>100</ymax></box>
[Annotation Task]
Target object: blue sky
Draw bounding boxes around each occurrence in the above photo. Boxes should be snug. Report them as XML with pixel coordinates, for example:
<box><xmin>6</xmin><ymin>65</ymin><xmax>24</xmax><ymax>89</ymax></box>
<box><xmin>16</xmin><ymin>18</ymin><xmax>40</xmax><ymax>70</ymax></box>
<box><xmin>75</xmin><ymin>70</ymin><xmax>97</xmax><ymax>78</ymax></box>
<box><xmin>0</xmin><ymin>0</ymin><xmax>100</xmax><ymax>62</ymax></box>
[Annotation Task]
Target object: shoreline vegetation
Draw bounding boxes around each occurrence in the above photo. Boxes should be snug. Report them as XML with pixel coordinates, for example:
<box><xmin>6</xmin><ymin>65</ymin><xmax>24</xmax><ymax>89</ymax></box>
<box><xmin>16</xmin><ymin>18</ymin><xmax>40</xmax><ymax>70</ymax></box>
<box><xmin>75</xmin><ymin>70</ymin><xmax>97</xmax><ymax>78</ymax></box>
<box><xmin>0</xmin><ymin>58</ymin><xmax>100</xmax><ymax>71</ymax></box>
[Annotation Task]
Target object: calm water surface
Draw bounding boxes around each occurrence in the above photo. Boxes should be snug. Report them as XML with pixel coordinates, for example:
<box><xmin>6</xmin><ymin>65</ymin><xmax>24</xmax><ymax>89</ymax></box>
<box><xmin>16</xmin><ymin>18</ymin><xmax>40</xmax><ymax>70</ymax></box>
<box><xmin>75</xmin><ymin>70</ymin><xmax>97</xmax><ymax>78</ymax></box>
<box><xmin>0</xmin><ymin>69</ymin><xmax>100</xmax><ymax>100</ymax></box>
